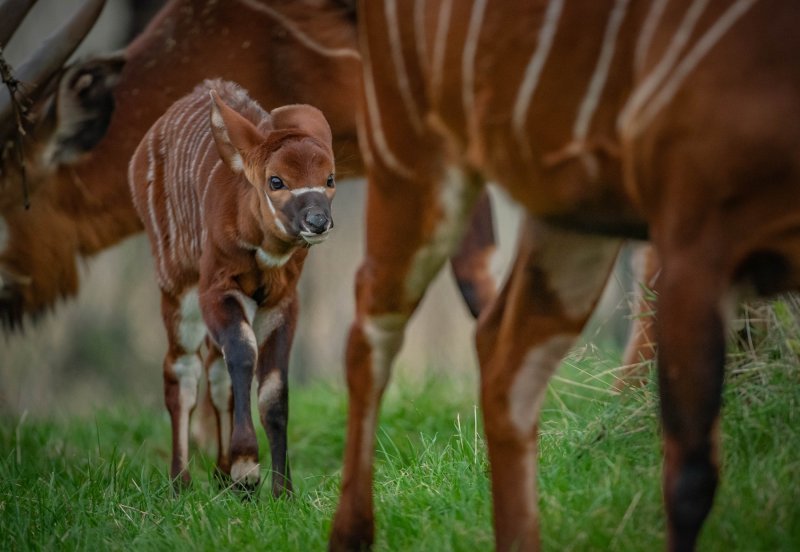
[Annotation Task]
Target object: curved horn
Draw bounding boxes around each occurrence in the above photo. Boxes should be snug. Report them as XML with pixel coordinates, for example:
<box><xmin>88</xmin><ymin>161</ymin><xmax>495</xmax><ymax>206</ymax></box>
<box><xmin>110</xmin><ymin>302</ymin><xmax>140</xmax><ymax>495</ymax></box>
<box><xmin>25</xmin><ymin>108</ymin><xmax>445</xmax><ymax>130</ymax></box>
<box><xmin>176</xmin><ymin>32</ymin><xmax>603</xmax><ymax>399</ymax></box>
<box><xmin>0</xmin><ymin>0</ymin><xmax>38</xmax><ymax>48</ymax></box>
<box><xmin>0</xmin><ymin>0</ymin><xmax>106</xmax><ymax>134</ymax></box>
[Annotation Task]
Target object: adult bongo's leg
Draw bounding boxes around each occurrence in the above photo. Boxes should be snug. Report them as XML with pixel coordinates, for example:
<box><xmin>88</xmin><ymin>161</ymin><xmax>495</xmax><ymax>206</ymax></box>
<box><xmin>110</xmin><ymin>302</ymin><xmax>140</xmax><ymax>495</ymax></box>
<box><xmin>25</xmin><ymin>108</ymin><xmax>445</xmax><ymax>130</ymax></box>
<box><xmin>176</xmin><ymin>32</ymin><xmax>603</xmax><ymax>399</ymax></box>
<box><xmin>477</xmin><ymin>219</ymin><xmax>620</xmax><ymax>550</ymax></box>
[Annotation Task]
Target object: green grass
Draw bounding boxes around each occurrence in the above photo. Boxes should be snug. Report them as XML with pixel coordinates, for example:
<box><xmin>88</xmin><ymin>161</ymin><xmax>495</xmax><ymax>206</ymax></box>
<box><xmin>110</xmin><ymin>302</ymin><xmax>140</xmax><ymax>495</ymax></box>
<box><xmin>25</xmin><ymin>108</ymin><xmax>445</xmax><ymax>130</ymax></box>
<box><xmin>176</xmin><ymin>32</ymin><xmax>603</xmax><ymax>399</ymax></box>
<box><xmin>2</xmin><ymin>301</ymin><xmax>800</xmax><ymax>550</ymax></box>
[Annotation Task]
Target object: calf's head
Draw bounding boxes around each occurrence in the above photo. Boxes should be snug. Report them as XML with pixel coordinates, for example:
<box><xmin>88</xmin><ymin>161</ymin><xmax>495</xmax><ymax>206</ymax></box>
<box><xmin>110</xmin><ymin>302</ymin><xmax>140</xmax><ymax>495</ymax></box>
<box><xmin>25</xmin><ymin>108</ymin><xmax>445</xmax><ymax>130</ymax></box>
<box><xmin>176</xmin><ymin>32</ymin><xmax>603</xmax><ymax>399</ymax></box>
<box><xmin>209</xmin><ymin>92</ymin><xmax>335</xmax><ymax>247</ymax></box>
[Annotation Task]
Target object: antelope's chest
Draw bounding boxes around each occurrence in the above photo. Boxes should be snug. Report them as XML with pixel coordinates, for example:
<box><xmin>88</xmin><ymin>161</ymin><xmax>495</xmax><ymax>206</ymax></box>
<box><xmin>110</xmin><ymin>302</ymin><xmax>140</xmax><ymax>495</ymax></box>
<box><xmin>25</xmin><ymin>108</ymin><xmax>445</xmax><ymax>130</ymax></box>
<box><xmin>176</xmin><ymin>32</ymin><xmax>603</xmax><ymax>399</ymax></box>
<box><xmin>236</xmin><ymin>254</ymin><xmax>304</xmax><ymax>310</ymax></box>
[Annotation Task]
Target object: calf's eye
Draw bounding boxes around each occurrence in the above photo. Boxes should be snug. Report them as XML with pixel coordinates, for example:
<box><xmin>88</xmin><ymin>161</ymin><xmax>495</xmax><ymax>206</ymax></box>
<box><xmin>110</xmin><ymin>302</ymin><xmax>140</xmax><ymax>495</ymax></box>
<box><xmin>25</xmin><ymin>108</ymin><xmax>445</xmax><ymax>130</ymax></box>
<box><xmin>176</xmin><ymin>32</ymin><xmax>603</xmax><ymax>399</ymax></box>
<box><xmin>269</xmin><ymin>176</ymin><xmax>285</xmax><ymax>190</ymax></box>
<box><xmin>326</xmin><ymin>174</ymin><xmax>336</xmax><ymax>188</ymax></box>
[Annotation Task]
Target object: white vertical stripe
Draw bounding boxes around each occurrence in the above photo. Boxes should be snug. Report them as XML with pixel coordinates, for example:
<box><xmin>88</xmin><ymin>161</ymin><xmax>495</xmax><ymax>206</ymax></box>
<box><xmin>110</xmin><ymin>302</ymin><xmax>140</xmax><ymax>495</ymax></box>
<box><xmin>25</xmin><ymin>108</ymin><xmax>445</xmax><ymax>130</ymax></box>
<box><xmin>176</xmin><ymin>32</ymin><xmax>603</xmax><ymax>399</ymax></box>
<box><xmin>175</xmin><ymin>104</ymin><xmax>207</xmax><ymax>261</ymax></box>
<box><xmin>462</xmin><ymin>0</ymin><xmax>489</xmax><ymax>139</ymax></box>
<box><xmin>512</xmin><ymin>0</ymin><xmax>565</xmax><ymax>152</ymax></box>
<box><xmin>146</xmin><ymin>122</ymin><xmax>156</xmax><ymax>184</ymax></box>
<box><xmin>355</xmin><ymin>107</ymin><xmax>375</xmax><ymax>169</ymax></box>
<box><xmin>386</xmin><ymin>0</ymin><xmax>424</xmax><ymax>133</ymax></box>
<box><xmin>617</xmin><ymin>0</ymin><xmax>710</xmax><ymax>132</ymax></box>
<box><xmin>634</xmin><ymin>0</ymin><xmax>669</xmax><ymax>73</ymax></box>
<box><xmin>430</xmin><ymin>0</ymin><xmax>453</xmax><ymax>105</ymax></box>
<box><xmin>632</xmin><ymin>0</ymin><xmax>759</xmax><ymax>135</ymax></box>
<box><xmin>572</xmin><ymin>0</ymin><xmax>630</xmax><ymax>141</ymax></box>
<box><xmin>235</xmin><ymin>0</ymin><xmax>361</xmax><ymax>61</ymax></box>
<box><xmin>147</xmin><ymin>181</ymin><xmax>174</xmax><ymax>291</ymax></box>
<box><xmin>264</xmin><ymin>192</ymin><xmax>290</xmax><ymax>236</ymax></box>
<box><xmin>414</xmin><ymin>0</ymin><xmax>430</xmax><ymax>74</ymax></box>
<box><xmin>362</xmin><ymin>22</ymin><xmax>415</xmax><ymax>179</ymax></box>
<box><xmin>509</xmin><ymin>335</ymin><xmax>574</xmax><ymax>435</ymax></box>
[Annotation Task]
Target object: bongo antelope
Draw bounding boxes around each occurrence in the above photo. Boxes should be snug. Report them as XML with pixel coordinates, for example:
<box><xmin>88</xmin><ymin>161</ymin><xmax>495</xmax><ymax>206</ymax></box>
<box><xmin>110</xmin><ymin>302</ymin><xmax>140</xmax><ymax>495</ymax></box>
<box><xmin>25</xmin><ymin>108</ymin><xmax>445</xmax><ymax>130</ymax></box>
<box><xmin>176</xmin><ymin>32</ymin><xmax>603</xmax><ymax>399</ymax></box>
<box><xmin>330</xmin><ymin>1</ymin><xmax>800</xmax><ymax>550</ymax></box>
<box><xmin>128</xmin><ymin>79</ymin><xmax>335</xmax><ymax>492</ymax></box>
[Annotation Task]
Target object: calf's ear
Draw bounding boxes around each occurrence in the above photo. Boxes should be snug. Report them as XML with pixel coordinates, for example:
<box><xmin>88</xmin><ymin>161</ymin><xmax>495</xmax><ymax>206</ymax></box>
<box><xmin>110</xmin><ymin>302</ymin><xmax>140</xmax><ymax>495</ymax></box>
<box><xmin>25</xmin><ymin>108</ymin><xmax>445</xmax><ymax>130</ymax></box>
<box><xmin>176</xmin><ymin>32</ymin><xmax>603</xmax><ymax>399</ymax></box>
<box><xmin>209</xmin><ymin>90</ymin><xmax>264</xmax><ymax>174</ymax></box>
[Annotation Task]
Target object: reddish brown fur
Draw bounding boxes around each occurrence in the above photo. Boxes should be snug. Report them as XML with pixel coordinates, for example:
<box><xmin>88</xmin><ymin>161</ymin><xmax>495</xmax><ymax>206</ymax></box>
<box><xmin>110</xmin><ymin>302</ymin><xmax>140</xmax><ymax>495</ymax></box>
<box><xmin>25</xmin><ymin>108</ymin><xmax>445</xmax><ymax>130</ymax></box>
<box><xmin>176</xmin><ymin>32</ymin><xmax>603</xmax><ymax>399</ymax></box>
<box><xmin>0</xmin><ymin>0</ymin><xmax>496</xmax><ymax>331</ymax></box>
<box><xmin>330</xmin><ymin>1</ymin><xmax>800</xmax><ymax>551</ymax></box>
<box><xmin>129</xmin><ymin>78</ymin><xmax>335</xmax><ymax>491</ymax></box>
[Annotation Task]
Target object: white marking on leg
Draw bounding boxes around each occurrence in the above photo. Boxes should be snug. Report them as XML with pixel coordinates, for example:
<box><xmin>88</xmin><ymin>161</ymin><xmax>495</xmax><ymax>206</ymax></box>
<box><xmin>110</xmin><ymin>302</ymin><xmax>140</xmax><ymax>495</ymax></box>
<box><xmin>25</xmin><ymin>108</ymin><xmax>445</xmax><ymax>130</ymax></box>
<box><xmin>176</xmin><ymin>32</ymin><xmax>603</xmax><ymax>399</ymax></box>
<box><xmin>617</xmin><ymin>0</ymin><xmax>710</xmax><ymax>133</ymax></box>
<box><xmin>359</xmin><ymin>313</ymin><xmax>408</xmax><ymax>472</ymax></box>
<box><xmin>572</xmin><ymin>0</ymin><xmax>630</xmax><ymax>141</ymax></box>
<box><xmin>363</xmin><ymin>314</ymin><xmax>407</xmax><ymax>392</ymax></box>
<box><xmin>207</xmin><ymin>356</ymin><xmax>232</xmax><ymax>462</ymax></box>
<box><xmin>257</xmin><ymin>370</ymin><xmax>283</xmax><ymax>414</ymax></box>
<box><xmin>537</xmin><ymin>226</ymin><xmax>620</xmax><ymax>320</ymax></box>
<box><xmin>512</xmin><ymin>0</ymin><xmax>564</xmax><ymax>153</ymax></box>
<box><xmin>235</xmin><ymin>0</ymin><xmax>361</xmax><ymax>61</ymax></box>
<box><xmin>227</xmin><ymin>290</ymin><xmax>258</xmax><ymax>325</ymax></box>
<box><xmin>238</xmin><ymin>320</ymin><xmax>258</xmax><ymax>356</ymax></box>
<box><xmin>172</xmin><ymin>354</ymin><xmax>202</xmax><ymax>467</ymax></box>
<box><xmin>359</xmin><ymin>314</ymin><xmax>407</xmax><ymax>471</ymax></box>
<box><xmin>386</xmin><ymin>0</ymin><xmax>424</xmax><ymax>133</ymax></box>
<box><xmin>631</xmin><ymin>0</ymin><xmax>759</xmax><ymax>136</ymax></box>
<box><xmin>252</xmin><ymin>298</ymin><xmax>289</xmax><ymax>346</ymax></box>
<box><xmin>405</xmin><ymin>167</ymin><xmax>480</xmax><ymax>302</ymax></box>
<box><xmin>462</xmin><ymin>0</ymin><xmax>488</xmax><ymax>140</ymax></box>
<box><xmin>509</xmin><ymin>334</ymin><xmax>575</xmax><ymax>435</ymax></box>
<box><xmin>634</xmin><ymin>0</ymin><xmax>669</xmax><ymax>73</ymax></box>
<box><xmin>358</xmin><ymin>404</ymin><xmax>379</xmax><ymax>475</ymax></box>
<box><xmin>178</xmin><ymin>288</ymin><xmax>207</xmax><ymax>352</ymax></box>
<box><xmin>430</xmin><ymin>0</ymin><xmax>453</xmax><ymax>105</ymax></box>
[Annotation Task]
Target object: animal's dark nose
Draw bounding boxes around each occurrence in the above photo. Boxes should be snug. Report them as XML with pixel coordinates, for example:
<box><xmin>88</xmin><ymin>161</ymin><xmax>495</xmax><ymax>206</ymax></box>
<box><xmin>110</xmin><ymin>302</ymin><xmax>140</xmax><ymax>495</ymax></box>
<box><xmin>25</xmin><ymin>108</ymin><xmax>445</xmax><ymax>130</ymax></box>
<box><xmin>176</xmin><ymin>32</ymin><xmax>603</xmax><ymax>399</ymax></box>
<box><xmin>304</xmin><ymin>209</ymin><xmax>330</xmax><ymax>234</ymax></box>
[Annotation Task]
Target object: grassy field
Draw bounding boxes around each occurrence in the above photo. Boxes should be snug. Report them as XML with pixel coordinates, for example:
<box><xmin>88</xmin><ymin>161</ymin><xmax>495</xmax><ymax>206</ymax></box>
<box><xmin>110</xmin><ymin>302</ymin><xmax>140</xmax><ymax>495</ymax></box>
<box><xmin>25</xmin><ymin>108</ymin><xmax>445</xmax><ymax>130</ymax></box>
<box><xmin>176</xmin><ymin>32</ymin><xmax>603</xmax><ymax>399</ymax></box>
<box><xmin>2</xmin><ymin>302</ymin><xmax>800</xmax><ymax>550</ymax></box>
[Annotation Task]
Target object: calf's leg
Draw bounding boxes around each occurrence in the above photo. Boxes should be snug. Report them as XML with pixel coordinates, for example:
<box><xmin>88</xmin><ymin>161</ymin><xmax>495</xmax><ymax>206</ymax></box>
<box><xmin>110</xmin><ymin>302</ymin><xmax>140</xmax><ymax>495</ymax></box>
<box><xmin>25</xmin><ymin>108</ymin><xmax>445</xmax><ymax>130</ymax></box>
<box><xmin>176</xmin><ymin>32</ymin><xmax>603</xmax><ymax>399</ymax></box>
<box><xmin>256</xmin><ymin>296</ymin><xmax>299</xmax><ymax>497</ymax></box>
<box><xmin>203</xmin><ymin>292</ymin><xmax>261</xmax><ymax>492</ymax></box>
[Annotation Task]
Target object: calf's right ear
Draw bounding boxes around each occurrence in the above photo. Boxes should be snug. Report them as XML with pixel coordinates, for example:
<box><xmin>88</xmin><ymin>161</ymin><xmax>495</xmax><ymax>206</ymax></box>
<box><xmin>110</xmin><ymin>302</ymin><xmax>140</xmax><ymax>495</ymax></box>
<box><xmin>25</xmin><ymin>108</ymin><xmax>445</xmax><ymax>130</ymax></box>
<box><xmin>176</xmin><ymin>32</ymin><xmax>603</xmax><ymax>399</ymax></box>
<box><xmin>209</xmin><ymin>90</ymin><xmax>264</xmax><ymax>174</ymax></box>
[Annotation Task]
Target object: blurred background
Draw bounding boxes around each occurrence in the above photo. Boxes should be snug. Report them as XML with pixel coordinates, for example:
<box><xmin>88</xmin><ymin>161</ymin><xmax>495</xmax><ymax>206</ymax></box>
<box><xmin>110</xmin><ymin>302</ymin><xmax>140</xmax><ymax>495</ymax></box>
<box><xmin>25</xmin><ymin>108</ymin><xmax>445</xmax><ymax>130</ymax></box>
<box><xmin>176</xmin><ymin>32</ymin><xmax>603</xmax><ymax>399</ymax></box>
<box><xmin>1</xmin><ymin>0</ymin><xmax>638</xmax><ymax>417</ymax></box>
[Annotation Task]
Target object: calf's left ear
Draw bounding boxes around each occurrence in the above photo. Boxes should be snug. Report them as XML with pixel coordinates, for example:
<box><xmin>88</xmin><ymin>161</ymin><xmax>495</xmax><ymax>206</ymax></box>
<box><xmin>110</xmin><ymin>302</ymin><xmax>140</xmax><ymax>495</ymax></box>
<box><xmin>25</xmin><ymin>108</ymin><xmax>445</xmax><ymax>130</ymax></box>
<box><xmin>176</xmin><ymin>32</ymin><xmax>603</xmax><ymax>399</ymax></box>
<box><xmin>269</xmin><ymin>104</ymin><xmax>332</xmax><ymax>149</ymax></box>
<box><xmin>209</xmin><ymin>90</ymin><xmax>265</xmax><ymax>174</ymax></box>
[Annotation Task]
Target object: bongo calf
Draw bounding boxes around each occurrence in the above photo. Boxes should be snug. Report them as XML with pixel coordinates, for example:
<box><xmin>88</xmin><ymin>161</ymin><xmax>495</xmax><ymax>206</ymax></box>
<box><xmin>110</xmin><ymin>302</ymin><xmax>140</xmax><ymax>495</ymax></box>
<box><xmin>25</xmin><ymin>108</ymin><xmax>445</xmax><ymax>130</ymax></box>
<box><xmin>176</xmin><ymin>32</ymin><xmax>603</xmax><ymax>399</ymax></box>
<box><xmin>129</xmin><ymin>79</ymin><xmax>335</xmax><ymax>493</ymax></box>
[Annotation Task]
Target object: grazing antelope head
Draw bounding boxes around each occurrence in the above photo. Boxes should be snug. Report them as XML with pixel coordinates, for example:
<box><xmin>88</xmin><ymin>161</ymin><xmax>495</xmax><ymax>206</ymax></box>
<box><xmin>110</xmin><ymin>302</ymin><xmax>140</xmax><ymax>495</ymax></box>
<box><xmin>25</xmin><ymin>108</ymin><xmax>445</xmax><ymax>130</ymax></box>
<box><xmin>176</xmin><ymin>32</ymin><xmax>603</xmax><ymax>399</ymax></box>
<box><xmin>0</xmin><ymin>0</ymin><xmax>124</xmax><ymax>211</ymax></box>
<box><xmin>0</xmin><ymin>53</ymin><xmax>125</xmax><ymax>211</ymax></box>
<box><xmin>209</xmin><ymin>91</ymin><xmax>336</xmax><ymax>251</ymax></box>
